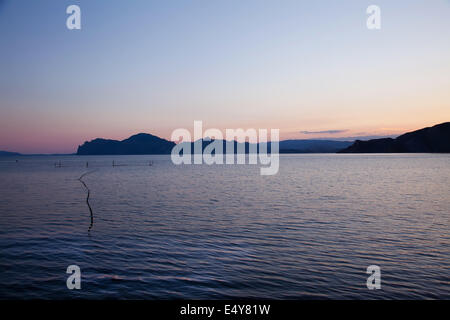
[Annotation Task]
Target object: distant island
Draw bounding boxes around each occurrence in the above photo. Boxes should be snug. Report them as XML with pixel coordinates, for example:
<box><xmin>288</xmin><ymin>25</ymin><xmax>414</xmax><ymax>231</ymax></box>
<box><xmin>280</xmin><ymin>140</ymin><xmax>352</xmax><ymax>153</ymax></box>
<box><xmin>4</xmin><ymin>122</ymin><xmax>449</xmax><ymax>156</ymax></box>
<box><xmin>0</xmin><ymin>151</ymin><xmax>21</xmax><ymax>156</ymax></box>
<box><xmin>339</xmin><ymin>122</ymin><xmax>450</xmax><ymax>153</ymax></box>
<box><xmin>77</xmin><ymin>133</ymin><xmax>176</xmax><ymax>155</ymax></box>
<box><xmin>76</xmin><ymin>133</ymin><xmax>352</xmax><ymax>155</ymax></box>
<box><xmin>76</xmin><ymin>122</ymin><xmax>450</xmax><ymax>155</ymax></box>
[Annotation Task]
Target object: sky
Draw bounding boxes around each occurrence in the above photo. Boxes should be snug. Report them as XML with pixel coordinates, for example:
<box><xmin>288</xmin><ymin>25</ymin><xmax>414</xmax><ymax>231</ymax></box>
<box><xmin>0</xmin><ymin>0</ymin><xmax>449</xmax><ymax>154</ymax></box>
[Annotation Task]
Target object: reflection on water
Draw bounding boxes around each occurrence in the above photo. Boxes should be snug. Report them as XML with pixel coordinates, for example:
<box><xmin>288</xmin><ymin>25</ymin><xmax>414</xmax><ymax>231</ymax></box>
<box><xmin>0</xmin><ymin>154</ymin><xmax>449</xmax><ymax>299</ymax></box>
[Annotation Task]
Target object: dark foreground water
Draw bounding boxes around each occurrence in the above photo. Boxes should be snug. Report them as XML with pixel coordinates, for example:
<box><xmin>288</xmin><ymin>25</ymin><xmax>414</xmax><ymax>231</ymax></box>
<box><xmin>0</xmin><ymin>154</ymin><xmax>449</xmax><ymax>299</ymax></box>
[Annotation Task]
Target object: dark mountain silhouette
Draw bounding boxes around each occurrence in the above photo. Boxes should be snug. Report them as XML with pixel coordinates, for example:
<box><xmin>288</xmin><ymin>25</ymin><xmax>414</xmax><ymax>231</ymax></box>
<box><xmin>177</xmin><ymin>140</ymin><xmax>256</xmax><ymax>154</ymax></box>
<box><xmin>280</xmin><ymin>140</ymin><xmax>352</xmax><ymax>153</ymax></box>
<box><xmin>339</xmin><ymin>122</ymin><xmax>450</xmax><ymax>153</ymax></box>
<box><xmin>0</xmin><ymin>150</ymin><xmax>21</xmax><ymax>156</ymax></box>
<box><xmin>77</xmin><ymin>133</ymin><xmax>175</xmax><ymax>155</ymax></box>
<box><xmin>77</xmin><ymin>122</ymin><xmax>449</xmax><ymax>155</ymax></box>
<box><xmin>77</xmin><ymin>134</ymin><xmax>354</xmax><ymax>155</ymax></box>
<box><xmin>176</xmin><ymin>139</ymin><xmax>270</xmax><ymax>154</ymax></box>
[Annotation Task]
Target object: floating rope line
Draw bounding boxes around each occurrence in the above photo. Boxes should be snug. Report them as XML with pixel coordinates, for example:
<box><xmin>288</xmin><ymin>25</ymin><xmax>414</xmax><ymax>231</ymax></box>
<box><xmin>78</xmin><ymin>170</ymin><xmax>97</xmax><ymax>232</ymax></box>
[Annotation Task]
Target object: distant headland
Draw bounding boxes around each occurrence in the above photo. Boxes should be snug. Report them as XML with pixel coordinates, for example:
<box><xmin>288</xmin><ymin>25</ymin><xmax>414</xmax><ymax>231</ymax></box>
<box><xmin>0</xmin><ymin>151</ymin><xmax>21</xmax><ymax>156</ymax></box>
<box><xmin>76</xmin><ymin>134</ymin><xmax>352</xmax><ymax>155</ymax></box>
<box><xmin>77</xmin><ymin>133</ymin><xmax>176</xmax><ymax>155</ymax></box>
<box><xmin>3</xmin><ymin>123</ymin><xmax>448</xmax><ymax>156</ymax></box>
<box><xmin>339</xmin><ymin>122</ymin><xmax>450</xmax><ymax>153</ymax></box>
<box><xmin>75</xmin><ymin>122</ymin><xmax>450</xmax><ymax>155</ymax></box>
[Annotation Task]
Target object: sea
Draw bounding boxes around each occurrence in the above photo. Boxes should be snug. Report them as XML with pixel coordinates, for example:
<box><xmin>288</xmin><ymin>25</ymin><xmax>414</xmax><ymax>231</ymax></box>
<box><xmin>0</xmin><ymin>154</ymin><xmax>449</xmax><ymax>299</ymax></box>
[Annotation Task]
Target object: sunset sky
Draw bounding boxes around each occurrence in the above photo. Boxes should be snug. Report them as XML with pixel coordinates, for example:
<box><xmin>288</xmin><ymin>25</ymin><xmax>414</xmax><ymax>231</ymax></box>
<box><xmin>1</xmin><ymin>0</ymin><xmax>449</xmax><ymax>154</ymax></box>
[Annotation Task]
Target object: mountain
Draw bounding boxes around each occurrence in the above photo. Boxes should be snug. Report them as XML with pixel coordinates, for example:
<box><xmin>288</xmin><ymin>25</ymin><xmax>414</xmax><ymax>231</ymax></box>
<box><xmin>77</xmin><ymin>133</ymin><xmax>354</xmax><ymax>155</ymax></box>
<box><xmin>177</xmin><ymin>140</ymin><xmax>262</xmax><ymax>154</ymax></box>
<box><xmin>76</xmin><ymin>123</ymin><xmax>450</xmax><ymax>155</ymax></box>
<box><xmin>0</xmin><ymin>150</ymin><xmax>21</xmax><ymax>156</ymax></box>
<box><xmin>77</xmin><ymin>133</ymin><xmax>176</xmax><ymax>155</ymax></box>
<box><xmin>339</xmin><ymin>122</ymin><xmax>450</xmax><ymax>153</ymax></box>
<box><xmin>177</xmin><ymin>139</ymin><xmax>272</xmax><ymax>154</ymax></box>
<box><xmin>279</xmin><ymin>140</ymin><xmax>352</xmax><ymax>153</ymax></box>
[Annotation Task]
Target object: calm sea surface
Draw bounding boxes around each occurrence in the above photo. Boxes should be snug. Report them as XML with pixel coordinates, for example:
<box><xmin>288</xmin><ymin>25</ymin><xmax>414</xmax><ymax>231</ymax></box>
<box><xmin>0</xmin><ymin>154</ymin><xmax>449</xmax><ymax>299</ymax></box>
